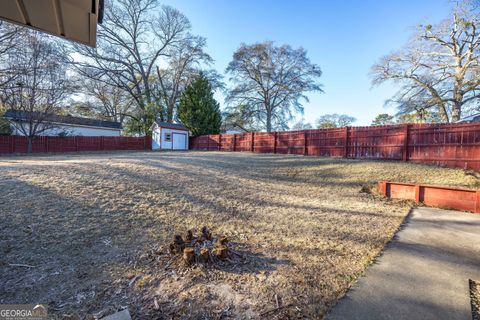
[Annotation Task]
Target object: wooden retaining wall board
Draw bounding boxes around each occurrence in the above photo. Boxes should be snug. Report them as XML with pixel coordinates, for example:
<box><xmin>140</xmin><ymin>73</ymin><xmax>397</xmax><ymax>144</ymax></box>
<box><xmin>378</xmin><ymin>181</ymin><xmax>480</xmax><ymax>214</ymax></box>
<box><xmin>190</xmin><ymin>123</ymin><xmax>480</xmax><ymax>171</ymax></box>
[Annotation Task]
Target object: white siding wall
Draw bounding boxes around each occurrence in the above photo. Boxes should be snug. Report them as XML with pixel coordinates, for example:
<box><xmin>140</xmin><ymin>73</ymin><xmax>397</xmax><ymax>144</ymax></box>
<box><xmin>152</xmin><ymin>125</ymin><xmax>161</xmax><ymax>150</ymax></box>
<box><xmin>161</xmin><ymin>128</ymin><xmax>173</xmax><ymax>149</ymax></box>
<box><xmin>10</xmin><ymin>121</ymin><xmax>121</xmax><ymax>137</ymax></box>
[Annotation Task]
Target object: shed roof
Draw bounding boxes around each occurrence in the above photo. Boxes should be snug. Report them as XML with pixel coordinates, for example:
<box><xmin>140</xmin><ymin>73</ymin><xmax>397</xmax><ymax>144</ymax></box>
<box><xmin>4</xmin><ymin>109</ymin><xmax>122</xmax><ymax>129</ymax></box>
<box><xmin>154</xmin><ymin>120</ymin><xmax>189</xmax><ymax>131</ymax></box>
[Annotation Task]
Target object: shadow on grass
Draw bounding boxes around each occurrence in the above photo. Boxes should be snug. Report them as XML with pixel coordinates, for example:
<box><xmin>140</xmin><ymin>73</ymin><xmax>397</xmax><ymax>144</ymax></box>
<box><xmin>0</xmin><ymin>151</ymin><xmax>423</xmax><ymax>319</ymax></box>
<box><xmin>0</xmin><ymin>173</ymin><xmax>292</xmax><ymax>318</ymax></box>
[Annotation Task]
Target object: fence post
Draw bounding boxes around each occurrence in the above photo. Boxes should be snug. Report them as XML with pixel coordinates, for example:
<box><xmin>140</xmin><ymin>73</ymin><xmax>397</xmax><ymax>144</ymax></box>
<box><xmin>146</xmin><ymin>136</ymin><xmax>150</xmax><ymax>150</ymax></box>
<box><xmin>273</xmin><ymin>132</ymin><xmax>277</xmax><ymax>154</ymax></box>
<box><xmin>233</xmin><ymin>134</ymin><xmax>236</xmax><ymax>152</ymax></box>
<box><xmin>75</xmin><ymin>137</ymin><xmax>79</xmax><ymax>152</ymax></box>
<box><xmin>101</xmin><ymin>136</ymin><xmax>105</xmax><ymax>151</ymax></box>
<box><xmin>251</xmin><ymin>132</ymin><xmax>254</xmax><ymax>152</ymax></box>
<box><xmin>218</xmin><ymin>134</ymin><xmax>221</xmax><ymax>151</ymax></box>
<box><xmin>403</xmin><ymin>124</ymin><xmax>409</xmax><ymax>161</ymax></box>
<box><xmin>206</xmin><ymin>135</ymin><xmax>210</xmax><ymax>151</ymax></box>
<box><xmin>303</xmin><ymin>131</ymin><xmax>307</xmax><ymax>156</ymax></box>
<box><xmin>344</xmin><ymin>127</ymin><xmax>350</xmax><ymax>158</ymax></box>
<box><xmin>10</xmin><ymin>136</ymin><xmax>14</xmax><ymax>153</ymax></box>
<box><xmin>476</xmin><ymin>191</ymin><xmax>480</xmax><ymax>213</ymax></box>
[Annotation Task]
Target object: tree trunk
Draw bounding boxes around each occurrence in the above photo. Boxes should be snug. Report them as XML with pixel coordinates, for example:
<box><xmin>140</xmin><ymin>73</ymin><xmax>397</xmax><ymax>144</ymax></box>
<box><xmin>27</xmin><ymin>137</ymin><xmax>33</xmax><ymax>154</ymax></box>
<box><xmin>167</xmin><ymin>106</ymin><xmax>174</xmax><ymax>123</ymax></box>
<box><xmin>266</xmin><ymin>111</ymin><xmax>272</xmax><ymax>132</ymax></box>
<box><xmin>437</xmin><ymin>103</ymin><xmax>450</xmax><ymax>123</ymax></box>
<box><xmin>141</xmin><ymin>113</ymin><xmax>150</xmax><ymax>135</ymax></box>
<box><xmin>452</xmin><ymin>65</ymin><xmax>463</xmax><ymax>123</ymax></box>
<box><xmin>451</xmin><ymin>101</ymin><xmax>462</xmax><ymax>122</ymax></box>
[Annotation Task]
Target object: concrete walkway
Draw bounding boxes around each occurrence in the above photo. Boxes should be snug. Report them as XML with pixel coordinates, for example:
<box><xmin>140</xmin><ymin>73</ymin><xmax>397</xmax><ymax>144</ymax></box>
<box><xmin>327</xmin><ymin>207</ymin><xmax>480</xmax><ymax>320</ymax></box>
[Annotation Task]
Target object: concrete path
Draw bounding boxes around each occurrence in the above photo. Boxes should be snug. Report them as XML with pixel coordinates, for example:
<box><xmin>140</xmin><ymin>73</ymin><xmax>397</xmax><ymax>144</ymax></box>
<box><xmin>327</xmin><ymin>207</ymin><xmax>480</xmax><ymax>320</ymax></box>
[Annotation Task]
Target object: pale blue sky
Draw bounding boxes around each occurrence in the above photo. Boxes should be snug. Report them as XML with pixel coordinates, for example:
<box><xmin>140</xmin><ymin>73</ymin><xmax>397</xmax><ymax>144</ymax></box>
<box><xmin>162</xmin><ymin>0</ymin><xmax>452</xmax><ymax>126</ymax></box>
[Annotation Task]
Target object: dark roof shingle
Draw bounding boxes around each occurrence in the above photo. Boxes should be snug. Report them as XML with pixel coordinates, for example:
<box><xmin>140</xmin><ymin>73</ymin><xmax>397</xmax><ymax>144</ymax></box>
<box><xmin>3</xmin><ymin>109</ymin><xmax>122</xmax><ymax>129</ymax></box>
<box><xmin>154</xmin><ymin>120</ymin><xmax>189</xmax><ymax>131</ymax></box>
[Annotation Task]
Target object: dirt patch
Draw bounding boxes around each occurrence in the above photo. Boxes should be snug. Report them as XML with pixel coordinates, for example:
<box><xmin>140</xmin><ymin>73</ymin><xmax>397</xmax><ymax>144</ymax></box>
<box><xmin>0</xmin><ymin>151</ymin><xmax>477</xmax><ymax>319</ymax></box>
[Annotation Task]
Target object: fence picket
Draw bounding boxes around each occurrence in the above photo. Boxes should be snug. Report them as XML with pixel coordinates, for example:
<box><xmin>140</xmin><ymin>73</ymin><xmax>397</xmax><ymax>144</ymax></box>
<box><xmin>190</xmin><ymin>123</ymin><xmax>480</xmax><ymax>171</ymax></box>
<box><xmin>0</xmin><ymin>136</ymin><xmax>151</xmax><ymax>155</ymax></box>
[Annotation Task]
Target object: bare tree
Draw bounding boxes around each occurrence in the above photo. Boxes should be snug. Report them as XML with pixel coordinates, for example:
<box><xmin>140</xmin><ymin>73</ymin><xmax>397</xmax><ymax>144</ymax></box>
<box><xmin>71</xmin><ymin>0</ymin><xmax>194</xmax><ymax>133</ymax></box>
<box><xmin>0</xmin><ymin>104</ymin><xmax>13</xmax><ymax>135</ymax></box>
<box><xmin>0</xmin><ymin>31</ymin><xmax>72</xmax><ymax>152</ymax></box>
<box><xmin>221</xmin><ymin>105</ymin><xmax>261</xmax><ymax>133</ymax></box>
<box><xmin>226</xmin><ymin>41</ymin><xmax>323</xmax><ymax>132</ymax></box>
<box><xmin>371</xmin><ymin>113</ymin><xmax>395</xmax><ymax>126</ymax></box>
<box><xmin>73</xmin><ymin>75</ymin><xmax>134</xmax><ymax>124</ymax></box>
<box><xmin>372</xmin><ymin>3</ymin><xmax>480</xmax><ymax>122</ymax></box>
<box><xmin>0</xmin><ymin>21</ymin><xmax>23</xmax><ymax>88</ymax></box>
<box><xmin>0</xmin><ymin>22</ymin><xmax>17</xmax><ymax>56</ymax></box>
<box><xmin>316</xmin><ymin>114</ymin><xmax>356</xmax><ymax>129</ymax></box>
<box><xmin>291</xmin><ymin>118</ymin><xmax>313</xmax><ymax>130</ymax></box>
<box><xmin>155</xmin><ymin>35</ymin><xmax>221</xmax><ymax>122</ymax></box>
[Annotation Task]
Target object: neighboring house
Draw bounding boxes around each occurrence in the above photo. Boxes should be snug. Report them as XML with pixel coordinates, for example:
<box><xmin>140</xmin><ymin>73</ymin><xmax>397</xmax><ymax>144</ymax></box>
<box><xmin>151</xmin><ymin>121</ymin><xmax>189</xmax><ymax>151</ymax></box>
<box><xmin>221</xmin><ymin>123</ymin><xmax>248</xmax><ymax>134</ymax></box>
<box><xmin>4</xmin><ymin>109</ymin><xmax>122</xmax><ymax>136</ymax></box>
<box><xmin>456</xmin><ymin>113</ymin><xmax>480</xmax><ymax>124</ymax></box>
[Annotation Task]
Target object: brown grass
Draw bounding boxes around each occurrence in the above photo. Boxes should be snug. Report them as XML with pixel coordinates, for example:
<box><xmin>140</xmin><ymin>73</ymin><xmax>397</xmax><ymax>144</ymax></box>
<box><xmin>0</xmin><ymin>151</ymin><xmax>477</xmax><ymax>319</ymax></box>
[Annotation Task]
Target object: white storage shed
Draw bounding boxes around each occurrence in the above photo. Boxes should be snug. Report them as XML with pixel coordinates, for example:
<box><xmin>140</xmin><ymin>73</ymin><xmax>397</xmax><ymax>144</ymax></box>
<box><xmin>151</xmin><ymin>121</ymin><xmax>189</xmax><ymax>150</ymax></box>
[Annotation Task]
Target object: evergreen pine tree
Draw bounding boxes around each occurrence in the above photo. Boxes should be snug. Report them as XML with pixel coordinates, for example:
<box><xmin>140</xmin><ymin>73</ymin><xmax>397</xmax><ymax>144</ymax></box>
<box><xmin>178</xmin><ymin>74</ymin><xmax>222</xmax><ymax>136</ymax></box>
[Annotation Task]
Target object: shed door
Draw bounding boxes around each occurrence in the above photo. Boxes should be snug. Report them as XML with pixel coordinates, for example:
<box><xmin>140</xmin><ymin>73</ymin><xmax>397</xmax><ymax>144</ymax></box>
<box><xmin>172</xmin><ymin>133</ymin><xmax>187</xmax><ymax>150</ymax></box>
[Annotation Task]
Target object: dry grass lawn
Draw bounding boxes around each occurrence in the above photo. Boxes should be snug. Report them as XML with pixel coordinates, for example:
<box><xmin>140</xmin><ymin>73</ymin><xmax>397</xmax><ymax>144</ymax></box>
<box><xmin>0</xmin><ymin>151</ymin><xmax>477</xmax><ymax>319</ymax></box>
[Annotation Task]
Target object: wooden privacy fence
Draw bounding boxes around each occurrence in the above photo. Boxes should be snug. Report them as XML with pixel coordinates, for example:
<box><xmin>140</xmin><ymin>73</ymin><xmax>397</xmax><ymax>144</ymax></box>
<box><xmin>0</xmin><ymin>135</ymin><xmax>152</xmax><ymax>154</ymax></box>
<box><xmin>189</xmin><ymin>123</ymin><xmax>480</xmax><ymax>171</ymax></box>
<box><xmin>379</xmin><ymin>181</ymin><xmax>480</xmax><ymax>214</ymax></box>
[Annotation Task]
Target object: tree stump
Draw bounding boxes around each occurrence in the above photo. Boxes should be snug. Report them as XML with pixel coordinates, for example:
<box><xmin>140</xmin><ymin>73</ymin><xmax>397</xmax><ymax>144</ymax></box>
<box><xmin>218</xmin><ymin>236</ymin><xmax>228</xmax><ymax>245</ymax></box>
<box><xmin>170</xmin><ymin>235</ymin><xmax>185</xmax><ymax>254</ymax></box>
<box><xmin>199</xmin><ymin>247</ymin><xmax>210</xmax><ymax>263</ymax></box>
<box><xmin>168</xmin><ymin>243</ymin><xmax>175</xmax><ymax>255</ymax></box>
<box><xmin>201</xmin><ymin>226</ymin><xmax>212</xmax><ymax>241</ymax></box>
<box><xmin>213</xmin><ymin>245</ymin><xmax>229</xmax><ymax>260</ymax></box>
<box><xmin>183</xmin><ymin>247</ymin><xmax>195</xmax><ymax>265</ymax></box>
<box><xmin>186</xmin><ymin>230</ymin><xmax>194</xmax><ymax>241</ymax></box>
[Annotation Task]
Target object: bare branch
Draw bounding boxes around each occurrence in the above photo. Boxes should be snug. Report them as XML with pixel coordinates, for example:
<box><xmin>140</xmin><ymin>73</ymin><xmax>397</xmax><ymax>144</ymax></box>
<box><xmin>225</xmin><ymin>41</ymin><xmax>323</xmax><ymax>132</ymax></box>
<box><xmin>371</xmin><ymin>2</ymin><xmax>480</xmax><ymax>122</ymax></box>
